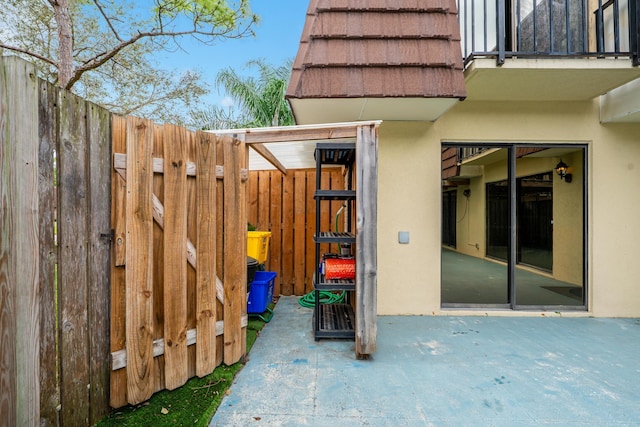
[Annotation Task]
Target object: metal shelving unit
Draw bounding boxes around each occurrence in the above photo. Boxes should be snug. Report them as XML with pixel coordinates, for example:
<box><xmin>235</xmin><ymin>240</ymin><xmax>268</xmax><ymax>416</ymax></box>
<box><xmin>313</xmin><ymin>142</ymin><xmax>356</xmax><ymax>340</ymax></box>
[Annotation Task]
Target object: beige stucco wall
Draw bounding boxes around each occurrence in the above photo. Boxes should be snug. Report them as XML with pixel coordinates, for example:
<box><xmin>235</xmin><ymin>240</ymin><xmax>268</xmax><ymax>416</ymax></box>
<box><xmin>377</xmin><ymin>99</ymin><xmax>640</xmax><ymax>317</ymax></box>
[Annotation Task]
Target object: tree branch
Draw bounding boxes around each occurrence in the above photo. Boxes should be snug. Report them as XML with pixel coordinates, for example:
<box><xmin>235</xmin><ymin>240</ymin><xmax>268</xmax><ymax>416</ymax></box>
<box><xmin>0</xmin><ymin>43</ymin><xmax>58</xmax><ymax>67</ymax></box>
<box><xmin>66</xmin><ymin>31</ymin><xmax>146</xmax><ymax>89</ymax></box>
<box><xmin>91</xmin><ymin>0</ymin><xmax>123</xmax><ymax>42</ymax></box>
<box><xmin>63</xmin><ymin>1</ymin><xmax>257</xmax><ymax>89</ymax></box>
<box><xmin>71</xmin><ymin>23</ymin><xmax>248</xmax><ymax>86</ymax></box>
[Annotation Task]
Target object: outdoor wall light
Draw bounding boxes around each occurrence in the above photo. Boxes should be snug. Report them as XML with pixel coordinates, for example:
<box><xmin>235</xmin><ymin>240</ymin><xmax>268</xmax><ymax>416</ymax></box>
<box><xmin>555</xmin><ymin>160</ymin><xmax>572</xmax><ymax>183</ymax></box>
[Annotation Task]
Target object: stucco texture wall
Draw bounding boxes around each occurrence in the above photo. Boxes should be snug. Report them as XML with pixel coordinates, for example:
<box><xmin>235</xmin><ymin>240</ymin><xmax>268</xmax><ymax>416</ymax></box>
<box><xmin>376</xmin><ymin>100</ymin><xmax>640</xmax><ymax>317</ymax></box>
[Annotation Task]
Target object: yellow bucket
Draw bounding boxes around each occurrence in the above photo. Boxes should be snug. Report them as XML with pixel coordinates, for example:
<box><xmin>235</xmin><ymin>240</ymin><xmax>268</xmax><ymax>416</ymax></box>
<box><xmin>247</xmin><ymin>231</ymin><xmax>272</xmax><ymax>264</ymax></box>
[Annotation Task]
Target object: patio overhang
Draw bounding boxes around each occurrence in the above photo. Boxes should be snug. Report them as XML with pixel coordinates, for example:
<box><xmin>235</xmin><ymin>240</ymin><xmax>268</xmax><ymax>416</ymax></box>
<box><xmin>208</xmin><ymin>120</ymin><xmax>381</xmax><ymax>171</ymax></box>
<box><xmin>464</xmin><ymin>57</ymin><xmax>640</xmax><ymax>101</ymax></box>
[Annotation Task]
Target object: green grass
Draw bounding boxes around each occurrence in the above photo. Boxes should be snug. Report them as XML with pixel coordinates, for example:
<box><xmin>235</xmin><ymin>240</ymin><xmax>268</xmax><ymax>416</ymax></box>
<box><xmin>95</xmin><ymin>317</ymin><xmax>268</xmax><ymax>427</ymax></box>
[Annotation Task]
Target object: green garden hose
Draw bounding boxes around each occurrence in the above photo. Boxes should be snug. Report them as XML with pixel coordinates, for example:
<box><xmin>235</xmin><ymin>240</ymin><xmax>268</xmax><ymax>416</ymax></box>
<box><xmin>298</xmin><ymin>290</ymin><xmax>345</xmax><ymax>308</ymax></box>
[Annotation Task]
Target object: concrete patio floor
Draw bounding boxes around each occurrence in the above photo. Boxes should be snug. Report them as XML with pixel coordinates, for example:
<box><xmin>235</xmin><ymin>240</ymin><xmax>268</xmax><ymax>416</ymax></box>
<box><xmin>210</xmin><ymin>296</ymin><xmax>640</xmax><ymax>426</ymax></box>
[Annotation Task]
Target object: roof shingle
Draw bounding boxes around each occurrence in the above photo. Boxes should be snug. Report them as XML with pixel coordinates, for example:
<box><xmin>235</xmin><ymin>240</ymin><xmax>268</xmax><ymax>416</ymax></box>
<box><xmin>286</xmin><ymin>0</ymin><xmax>467</xmax><ymax>100</ymax></box>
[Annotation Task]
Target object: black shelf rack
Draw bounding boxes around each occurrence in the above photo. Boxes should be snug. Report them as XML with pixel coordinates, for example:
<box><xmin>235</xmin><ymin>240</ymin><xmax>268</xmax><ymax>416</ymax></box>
<box><xmin>313</xmin><ymin>274</ymin><xmax>356</xmax><ymax>291</ymax></box>
<box><xmin>313</xmin><ymin>142</ymin><xmax>356</xmax><ymax>340</ymax></box>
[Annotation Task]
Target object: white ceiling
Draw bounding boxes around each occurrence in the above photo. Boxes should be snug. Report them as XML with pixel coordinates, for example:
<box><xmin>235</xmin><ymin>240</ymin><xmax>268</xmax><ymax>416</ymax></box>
<box><xmin>248</xmin><ymin>140</ymin><xmax>320</xmax><ymax>170</ymax></box>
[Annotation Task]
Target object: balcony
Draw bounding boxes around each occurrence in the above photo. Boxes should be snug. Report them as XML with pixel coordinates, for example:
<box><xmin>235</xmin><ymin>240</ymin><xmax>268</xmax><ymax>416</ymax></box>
<box><xmin>459</xmin><ymin>0</ymin><xmax>640</xmax><ymax>101</ymax></box>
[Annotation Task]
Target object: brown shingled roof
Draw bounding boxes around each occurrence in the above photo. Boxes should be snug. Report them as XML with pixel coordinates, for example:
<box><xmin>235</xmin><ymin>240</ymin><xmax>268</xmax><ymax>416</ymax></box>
<box><xmin>286</xmin><ymin>0</ymin><xmax>467</xmax><ymax>101</ymax></box>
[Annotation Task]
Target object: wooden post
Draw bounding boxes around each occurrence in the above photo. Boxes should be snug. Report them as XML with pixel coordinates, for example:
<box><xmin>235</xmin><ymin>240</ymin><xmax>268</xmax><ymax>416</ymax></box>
<box><xmin>355</xmin><ymin>124</ymin><xmax>378</xmax><ymax>357</ymax></box>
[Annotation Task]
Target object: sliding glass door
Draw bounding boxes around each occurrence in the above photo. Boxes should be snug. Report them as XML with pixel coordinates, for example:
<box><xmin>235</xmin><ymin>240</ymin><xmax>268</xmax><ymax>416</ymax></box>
<box><xmin>514</xmin><ymin>148</ymin><xmax>584</xmax><ymax>307</ymax></box>
<box><xmin>441</xmin><ymin>143</ymin><xmax>586</xmax><ymax>309</ymax></box>
<box><xmin>441</xmin><ymin>146</ymin><xmax>509</xmax><ymax>306</ymax></box>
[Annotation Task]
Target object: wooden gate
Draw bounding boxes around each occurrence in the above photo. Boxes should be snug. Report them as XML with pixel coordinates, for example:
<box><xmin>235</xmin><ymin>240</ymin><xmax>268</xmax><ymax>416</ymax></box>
<box><xmin>109</xmin><ymin>116</ymin><xmax>248</xmax><ymax>407</ymax></box>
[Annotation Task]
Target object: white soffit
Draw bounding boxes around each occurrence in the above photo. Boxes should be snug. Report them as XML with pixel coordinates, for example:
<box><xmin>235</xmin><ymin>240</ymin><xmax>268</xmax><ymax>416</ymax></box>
<box><xmin>465</xmin><ymin>57</ymin><xmax>640</xmax><ymax>101</ymax></box>
<box><xmin>289</xmin><ymin>97</ymin><xmax>461</xmax><ymax>125</ymax></box>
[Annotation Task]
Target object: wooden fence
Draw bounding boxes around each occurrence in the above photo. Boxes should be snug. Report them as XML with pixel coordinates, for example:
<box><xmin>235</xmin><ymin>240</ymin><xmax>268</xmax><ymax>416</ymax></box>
<box><xmin>0</xmin><ymin>55</ymin><xmax>249</xmax><ymax>424</ymax></box>
<box><xmin>247</xmin><ymin>168</ymin><xmax>346</xmax><ymax>296</ymax></box>
<box><xmin>109</xmin><ymin>117</ymin><xmax>247</xmax><ymax>408</ymax></box>
<box><xmin>1</xmin><ymin>55</ymin><xmax>379</xmax><ymax>424</ymax></box>
<box><xmin>1</xmin><ymin>56</ymin><xmax>111</xmax><ymax>426</ymax></box>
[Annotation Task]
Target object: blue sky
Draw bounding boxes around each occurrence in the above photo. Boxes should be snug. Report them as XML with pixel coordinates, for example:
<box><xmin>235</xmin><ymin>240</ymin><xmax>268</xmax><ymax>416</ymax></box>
<box><xmin>159</xmin><ymin>0</ymin><xmax>309</xmax><ymax>108</ymax></box>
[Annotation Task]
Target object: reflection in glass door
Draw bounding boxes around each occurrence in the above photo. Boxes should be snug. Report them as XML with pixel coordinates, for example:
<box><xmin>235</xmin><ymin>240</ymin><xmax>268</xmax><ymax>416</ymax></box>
<box><xmin>442</xmin><ymin>190</ymin><xmax>457</xmax><ymax>248</ymax></box>
<box><xmin>514</xmin><ymin>149</ymin><xmax>584</xmax><ymax>307</ymax></box>
<box><xmin>441</xmin><ymin>146</ymin><xmax>509</xmax><ymax>306</ymax></box>
<box><xmin>441</xmin><ymin>143</ymin><xmax>586</xmax><ymax>309</ymax></box>
<box><xmin>517</xmin><ymin>172</ymin><xmax>553</xmax><ymax>271</ymax></box>
<box><xmin>486</xmin><ymin>181</ymin><xmax>508</xmax><ymax>262</ymax></box>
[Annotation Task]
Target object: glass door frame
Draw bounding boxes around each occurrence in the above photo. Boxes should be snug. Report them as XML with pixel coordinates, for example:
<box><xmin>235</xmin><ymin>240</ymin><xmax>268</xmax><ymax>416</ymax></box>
<box><xmin>441</xmin><ymin>141</ymin><xmax>588</xmax><ymax>310</ymax></box>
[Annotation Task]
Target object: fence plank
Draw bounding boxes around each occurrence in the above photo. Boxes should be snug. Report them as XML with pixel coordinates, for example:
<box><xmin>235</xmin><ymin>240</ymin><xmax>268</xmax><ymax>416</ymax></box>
<box><xmin>293</xmin><ymin>171</ymin><xmax>307</xmax><ymax>296</ymax></box>
<box><xmin>196</xmin><ymin>132</ymin><xmax>217</xmax><ymax>377</ymax></box>
<box><xmin>110</xmin><ymin>115</ymin><xmax>128</xmax><ymax>408</ymax></box>
<box><xmin>12</xmin><ymin>59</ymin><xmax>41</xmax><ymax>427</ymax></box>
<box><xmin>269</xmin><ymin>171</ymin><xmax>282</xmax><ymax>295</ymax></box>
<box><xmin>223</xmin><ymin>135</ymin><xmax>246</xmax><ymax>364</ymax></box>
<box><xmin>247</xmin><ymin>169</ymin><xmax>258</xmax><ymax>228</ymax></box>
<box><xmin>58</xmin><ymin>91</ymin><xmax>91</xmax><ymax>425</ymax></box>
<box><xmin>125</xmin><ymin>116</ymin><xmax>156</xmax><ymax>405</ymax></box>
<box><xmin>87</xmin><ymin>102</ymin><xmax>112</xmax><ymax>424</ymax></box>
<box><xmin>215</xmin><ymin>138</ymin><xmax>225</xmax><ymax>367</ymax></box>
<box><xmin>186</xmin><ymin>132</ymin><xmax>198</xmax><ymax>378</ymax></box>
<box><xmin>0</xmin><ymin>56</ymin><xmax>19</xmax><ymax>427</ymax></box>
<box><xmin>305</xmin><ymin>171</ymin><xmax>315</xmax><ymax>294</ymax></box>
<box><xmin>37</xmin><ymin>76</ymin><xmax>60</xmax><ymax>427</ymax></box>
<box><xmin>152</xmin><ymin>124</ymin><xmax>166</xmax><ymax>393</ymax></box>
<box><xmin>2</xmin><ymin>57</ymin><xmax>41</xmax><ymax>427</ymax></box>
<box><xmin>163</xmin><ymin>124</ymin><xmax>189</xmax><ymax>390</ymax></box>
<box><xmin>258</xmin><ymin>171</ymin><xmax>270</xmax><ymax>232</ymax></box>
<box><xmin>281</xmin><ymin>173</ymin><xmax>294</xmax><ymax>295</ymax></box>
